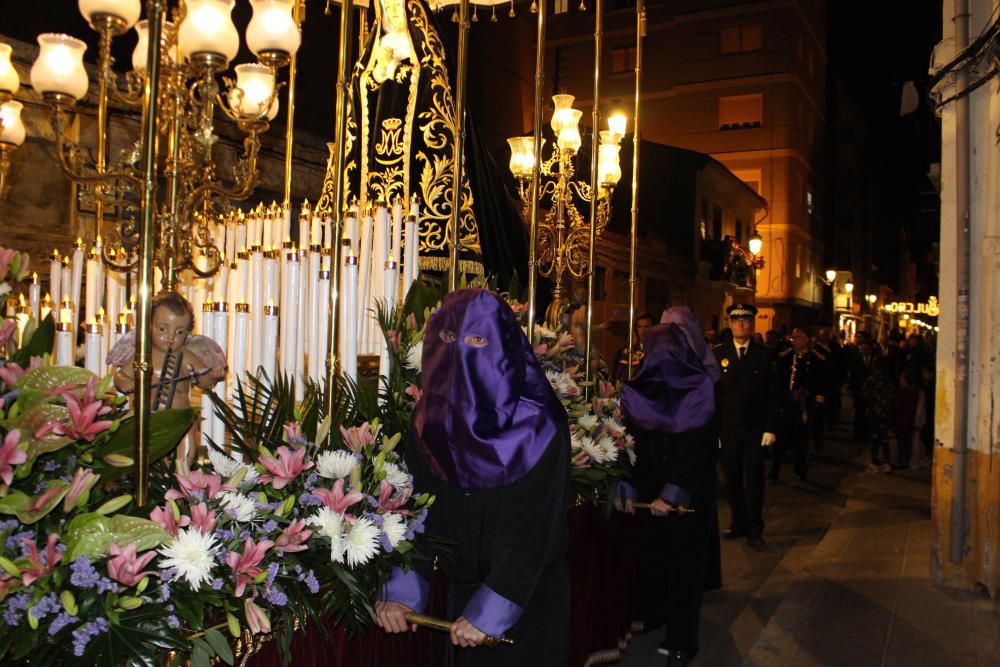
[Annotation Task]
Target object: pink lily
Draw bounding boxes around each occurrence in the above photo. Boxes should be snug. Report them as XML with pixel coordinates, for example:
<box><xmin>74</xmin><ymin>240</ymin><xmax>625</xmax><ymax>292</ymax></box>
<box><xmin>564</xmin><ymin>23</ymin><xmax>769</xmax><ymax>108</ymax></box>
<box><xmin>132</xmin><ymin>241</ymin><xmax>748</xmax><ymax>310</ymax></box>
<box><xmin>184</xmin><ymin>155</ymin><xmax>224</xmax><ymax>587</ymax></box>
<box><xmin>275</xmin><ymin>519</ymin><xmax>312</xmax><ymax>553</ymax></box>
<box><xmin>312</xmin><ymin>478</ymin><xmax>363</xmax><ymax>514</ymax></box>
<box><xmin>164</xmin><ymin>469</ymin><xmax>228</xmax><ymax>502</ymax></box>
<box><xmin>339</xmin><ymin>422</ymin><xmax>379</xmax><ymax>452</ymax></box>
<box><xmin>0</xmin><ymin>248</ymin><xmax>15</xmax><ymax>280</ymax></box>
<box><xmin>405</xmin><ymin>384</ymin><xmax>423</xmax><ymax>402</ymax></box>
<box><xmin>0</xmin><ymin>429</ymin><xmax>26</xmax><ymax>486</ymax></box>
<box><xmin>258</xmin><ymin>446</ymin><xmax>312</xmax><ymax>490</ymax></box>
<box><xmin>282</xmin><ymin>422</ymin><xmax>305</xmax><ymax>446</ymax></box>
<box><xmin>598</xmin><ymin>379</ymin><xmax>617</xmax><ymax>399</ymax></box>
<box><xmin>244</xmin><ymin>597</ymin><xmax>272</xmax><ymax>635</ymax></box>
<box><xmin>0</xmin><ymin>361</ymin><xmax>24</xmax><ymax>388</ymax></box>
<box><xmin>149</xmin><ymin>504</ymin><xmax>191</xmax><ymax>537</ymax></box>
<box><xmin>53</xmin><ymin>377</ymin><xmax>113</xmax><ymax>442</ymax></box>
<box><xmin>0</xmin><ymin>320</ymin><xmax>15</xmax><ymax>350</ymax></box>
<box><xmin>106</xmin><ymin>542</ymin><xmax>158</xmax><ymax>587</ymax></box>
<box><xmin>226</xmin><ymin>538</ymin><xmax>274</xmax><ymax>598</ymax></box>
<box><xmin>0</xmin><ymin>573</ymin><xmax>18</xmax><ymax>602</ymax></box>
<box><xmin>571</xmin><ymin>450</ymin><xmax>590</xmax><ymax>469</ymax></box>
<box><xmin>377</xmin><ymin>479</ymin><xmax>412</xmax><ymax>512</ymax></box>
<box><xmin>21</xmin><ymin>533</ymin><xmax>61</xmax><ymax>586</ymax></box>
<box><xmin>62</xmin><ymin>468</ymin><xmax>100</xmax><ymax>512</ymax></box>
<box><xmin>386</xmin><ymin>329</ymin><xmax>401</xmax><ymax>351</ymax></box>
<box><xmin>189</xmin><ymin>502</ymin><xmax>217</xmax><ymax>535</ymax></box>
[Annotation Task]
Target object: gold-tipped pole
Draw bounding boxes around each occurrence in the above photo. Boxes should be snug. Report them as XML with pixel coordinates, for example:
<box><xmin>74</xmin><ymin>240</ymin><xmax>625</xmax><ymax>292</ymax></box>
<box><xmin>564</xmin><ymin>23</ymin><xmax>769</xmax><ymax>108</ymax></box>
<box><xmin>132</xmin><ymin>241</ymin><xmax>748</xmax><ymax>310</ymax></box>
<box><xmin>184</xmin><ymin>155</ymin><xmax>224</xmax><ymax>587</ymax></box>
<box><xmin>626</xmin><ymin>0</ymin><xmax>644</xmax><ymax>381</ymax></box>
<box><xmin>284</xmin><ymin>1</ymin><xmax>305</xmax><ymax>207</ymax></box>
<box><xmin>324</xmin><ymin>0</ymin><xmax>354</xmax><ymax>437</ymax></box>
<box><xmin>94</xmin><ymin>23</ymin><xmax>114</xmax><ymax>242</ymax></box>
<box><xmin>448</xmin><ymin>0</ymin><xmax>471</xmax><ymax>292</ymax></box>
<box><xmin>526</xmin><ymin>0</ymin><xmax>547</xmax><ymax>341</ymax></box>
<box><xmin>134</xmin><ymin>0</ymin><xmax>166</xmax><ymax>506</ymax></box>
<box><xmin>583</xmin><ymin>0</ymin><xmax>604</xmax><ymax>387</ymax></box>
<box><xmin>404</xmin><ymin>612</ymin><xmax>515</xmax><ymax>648</ymax></box>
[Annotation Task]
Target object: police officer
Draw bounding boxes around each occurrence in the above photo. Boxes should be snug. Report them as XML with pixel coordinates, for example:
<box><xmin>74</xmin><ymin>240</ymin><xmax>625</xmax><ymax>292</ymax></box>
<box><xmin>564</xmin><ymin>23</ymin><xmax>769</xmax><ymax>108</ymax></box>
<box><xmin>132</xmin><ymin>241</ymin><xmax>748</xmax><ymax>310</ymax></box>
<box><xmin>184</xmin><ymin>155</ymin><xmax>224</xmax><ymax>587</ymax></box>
<box><xmin>772</xmin><ymin>327</ymin><xmax>827</xmax><ymax>482</ymax></box>
<box><xmin>612</xmin><ymin>311</ymin><xmax>654</xmax><ymax>383</ymax></box>
<box><xmin>713</xmin><ymin>304</ymin><xmax>778</xmax><ymax>551</ymax></box>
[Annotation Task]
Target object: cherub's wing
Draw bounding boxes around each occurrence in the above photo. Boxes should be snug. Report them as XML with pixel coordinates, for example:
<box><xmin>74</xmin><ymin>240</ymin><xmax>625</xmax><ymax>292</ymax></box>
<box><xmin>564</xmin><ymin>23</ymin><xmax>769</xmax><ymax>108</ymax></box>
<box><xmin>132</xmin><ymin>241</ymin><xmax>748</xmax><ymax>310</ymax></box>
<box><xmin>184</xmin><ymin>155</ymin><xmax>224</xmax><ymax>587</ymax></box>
<box><xmin>186</xmin><ymin>335</ymin><xmax>228</xmax><ymax>370</ymax></box>
<box><xmin>106</xmin><ymin>330</ymin><xmax>136</xmax><ymax>366</ymax></box>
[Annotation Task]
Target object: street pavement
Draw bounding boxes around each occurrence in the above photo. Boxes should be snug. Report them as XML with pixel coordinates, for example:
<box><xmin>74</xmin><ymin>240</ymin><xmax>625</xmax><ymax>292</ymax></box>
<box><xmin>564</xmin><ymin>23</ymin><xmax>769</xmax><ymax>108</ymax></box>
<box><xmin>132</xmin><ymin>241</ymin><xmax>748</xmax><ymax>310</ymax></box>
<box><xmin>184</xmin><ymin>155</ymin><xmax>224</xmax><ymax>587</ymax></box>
<box><xmin>618</xmin><ymin>403</ymin><xmax>1000</xmax><ymax>667</ymax></box>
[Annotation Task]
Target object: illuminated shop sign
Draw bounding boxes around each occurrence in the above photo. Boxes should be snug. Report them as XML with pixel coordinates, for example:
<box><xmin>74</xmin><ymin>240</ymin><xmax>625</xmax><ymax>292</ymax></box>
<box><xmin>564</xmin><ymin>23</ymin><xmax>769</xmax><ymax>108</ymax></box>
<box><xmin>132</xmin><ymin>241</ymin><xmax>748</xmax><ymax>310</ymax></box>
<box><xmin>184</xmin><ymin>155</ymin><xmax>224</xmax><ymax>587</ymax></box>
<box><xmin>884</xmin><ymin>296</ymin><xmax>939</xmax><ymax>317</ymax></box>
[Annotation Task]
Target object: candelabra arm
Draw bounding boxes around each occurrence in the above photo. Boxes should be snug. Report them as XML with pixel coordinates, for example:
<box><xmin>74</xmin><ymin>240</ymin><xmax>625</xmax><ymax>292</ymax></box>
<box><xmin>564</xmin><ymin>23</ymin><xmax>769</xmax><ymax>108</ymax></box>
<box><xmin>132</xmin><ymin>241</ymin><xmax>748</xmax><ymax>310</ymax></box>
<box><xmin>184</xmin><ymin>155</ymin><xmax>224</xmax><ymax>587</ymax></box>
<box><xmin>49</xmin><ymin>105</ymin><xmax>142</xmax><ymax>187</ymax></box>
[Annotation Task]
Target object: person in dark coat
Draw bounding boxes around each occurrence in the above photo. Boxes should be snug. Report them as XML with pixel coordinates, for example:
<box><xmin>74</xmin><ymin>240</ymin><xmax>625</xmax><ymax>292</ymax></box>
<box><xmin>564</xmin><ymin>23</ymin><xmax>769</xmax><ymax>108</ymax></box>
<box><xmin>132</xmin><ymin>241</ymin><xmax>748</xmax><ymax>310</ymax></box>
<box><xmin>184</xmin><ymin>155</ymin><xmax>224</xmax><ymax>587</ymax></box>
<box><xmin>375</xmin><ymin>289</ymin><xmax>570</xmax><ymax>667</ymax></box>
<box><xmin>772</xmin><ymin>327</ymin><xmax>826</xmax><ymax>482</ymax></box>
<box><xmin>612</xmin><ymin>311</ymin><xmax>655</xmax><ymax>383</ymax></box>
<box><xmin>615</xmin><ymin>307</ymin><xmax>721</xmax><ymax>667</ymax></box>
<box><xmin>713</xmin><ymin>303</ymin><xmax>779</xmax><ymax>551</ymax></box>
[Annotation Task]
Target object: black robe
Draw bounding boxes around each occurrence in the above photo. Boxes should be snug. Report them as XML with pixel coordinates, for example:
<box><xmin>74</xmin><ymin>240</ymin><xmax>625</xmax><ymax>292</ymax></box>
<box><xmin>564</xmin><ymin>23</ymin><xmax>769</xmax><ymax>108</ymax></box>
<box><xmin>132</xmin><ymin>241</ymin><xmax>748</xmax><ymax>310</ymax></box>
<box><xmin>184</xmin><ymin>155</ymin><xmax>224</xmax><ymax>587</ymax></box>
<box><xmin>630</xmin><ymin>422</ymin><xmax>720</xmax><ymax>658</ymax></box>
<box><xmin>405</xmin><ymin>425</ymin><xmax>572</xmax><ymax>666</ymax></box>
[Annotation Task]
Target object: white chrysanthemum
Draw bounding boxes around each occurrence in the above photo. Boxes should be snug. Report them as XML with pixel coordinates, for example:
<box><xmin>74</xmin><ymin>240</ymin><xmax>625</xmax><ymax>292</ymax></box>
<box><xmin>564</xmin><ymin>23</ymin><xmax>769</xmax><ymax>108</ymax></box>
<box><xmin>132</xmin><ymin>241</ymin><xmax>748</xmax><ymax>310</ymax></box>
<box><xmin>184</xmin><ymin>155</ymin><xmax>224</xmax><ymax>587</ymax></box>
<box><xmin>158</xmin><ymin>528</ymin><xmax>218</xmax><ymax>591</ymax></box>
<box><xmin>219</xmin><ymin>491</ymin><xmax>256</xmax><ymax>523</ymax></box>
<box><xmin>573</xmin><ymin>432</ymin><xmax>605</xmax><ymax>463</ymax></box>
<box><xmin>545</xmin><ymin>369</ymin><xmax>579</xmax><ymax>397</ymax></box>
<box><xmin>308</xmin><ymin>507</ymin><xmax>346</xmax><ymax>563</ymax></box>
<box><xmin>344</xmin><ymin>516</ymin><xmax>380</xmax><ymax>567</ymax></box>
<box><xmin>597</xmin><ymin>436</ymin><xmax>619</xmax><ymax>463</ymax></box>
<box><xmin>380</xmin><ymin>461</ymin><xmax>411</xmax><ymax>489</ymax></box>
<box><xmin>577</xmin><ymin>414</ymin><xmax>599</xmax><ymax>431</ymax></box>
<box><xmin>535</xmin><ymin>323</ymin><xmax>558</xmax><ymax>341</ymax></box>
<box><xmin>208</xmin><ymin>449</ymin><xmax>259</xmax><ymax>486</ymax></box>
<box><xmin>315</xmin><ymin>450</ymin><xmax>358</xmax><ymax>480</ymax></box>
<box><xmin>405</xmin><ymin>344</ymin><xmax>422</xmax><ymax>372</ymax></box>
<box><xmin>382</xmin><ymin>513</ymin><xmax>407</xmax><ymax>549</ymax></box>
<box><xmin>626</xmin><ymin>447</ymin><xmax>637</xmax><ymax>466</ymax></box>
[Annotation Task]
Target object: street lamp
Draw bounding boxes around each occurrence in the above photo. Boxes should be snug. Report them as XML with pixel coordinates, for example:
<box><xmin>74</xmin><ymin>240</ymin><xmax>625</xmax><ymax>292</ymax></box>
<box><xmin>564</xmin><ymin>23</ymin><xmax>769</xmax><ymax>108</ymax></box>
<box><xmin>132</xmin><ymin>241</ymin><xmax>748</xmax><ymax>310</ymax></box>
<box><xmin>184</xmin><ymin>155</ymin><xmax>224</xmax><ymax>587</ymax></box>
<box><xmin>748</xmin><ymin>229</ymin><xmax>763</xmax><ymax>256</ymax></box>
<box><xmin>824</xmin><ymin>268</ymin><xmax>836</xmax><ymax>284</ymax></box>
<box><xmin>844</xmin><ymin>280</ymin><xmax>854</xmax><ymax>294</ymax></box>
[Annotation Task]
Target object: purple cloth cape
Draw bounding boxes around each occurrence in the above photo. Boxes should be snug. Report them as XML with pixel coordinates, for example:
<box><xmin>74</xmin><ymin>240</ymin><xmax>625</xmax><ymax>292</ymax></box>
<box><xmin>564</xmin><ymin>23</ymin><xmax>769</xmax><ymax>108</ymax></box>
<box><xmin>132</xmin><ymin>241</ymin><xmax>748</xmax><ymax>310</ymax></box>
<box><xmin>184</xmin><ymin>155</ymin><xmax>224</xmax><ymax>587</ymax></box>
<box><xmin>621</xmin><ymin>322</ymin><xmax>716</xmax><ymax>433</ymax></box>
<box><xmin>412</xmin><ymin>289</ymin><xmax>566</xmax><ymax>489</ymax></box>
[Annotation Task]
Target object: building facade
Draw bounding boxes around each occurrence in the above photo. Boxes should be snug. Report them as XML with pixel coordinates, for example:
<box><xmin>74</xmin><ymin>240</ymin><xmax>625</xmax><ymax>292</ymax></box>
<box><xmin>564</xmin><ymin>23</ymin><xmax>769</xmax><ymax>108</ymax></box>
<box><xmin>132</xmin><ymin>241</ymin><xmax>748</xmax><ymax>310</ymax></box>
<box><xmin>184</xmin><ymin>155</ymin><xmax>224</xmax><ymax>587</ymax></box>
<box><xmin>545</xmin><ymin>0</ymin><xmax>829</xmax><ymax>330</ymax></box>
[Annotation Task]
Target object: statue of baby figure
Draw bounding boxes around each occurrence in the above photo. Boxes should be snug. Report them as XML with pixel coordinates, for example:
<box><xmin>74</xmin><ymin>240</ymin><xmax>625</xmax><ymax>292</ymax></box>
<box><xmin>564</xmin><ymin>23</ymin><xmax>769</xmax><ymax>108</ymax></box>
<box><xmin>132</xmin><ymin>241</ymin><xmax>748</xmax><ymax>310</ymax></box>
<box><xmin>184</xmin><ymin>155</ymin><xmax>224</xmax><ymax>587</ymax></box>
<box><xmin>109</xmin><ymin>291</ymin><xmax>227</xmax><ymax>467</ymax></box>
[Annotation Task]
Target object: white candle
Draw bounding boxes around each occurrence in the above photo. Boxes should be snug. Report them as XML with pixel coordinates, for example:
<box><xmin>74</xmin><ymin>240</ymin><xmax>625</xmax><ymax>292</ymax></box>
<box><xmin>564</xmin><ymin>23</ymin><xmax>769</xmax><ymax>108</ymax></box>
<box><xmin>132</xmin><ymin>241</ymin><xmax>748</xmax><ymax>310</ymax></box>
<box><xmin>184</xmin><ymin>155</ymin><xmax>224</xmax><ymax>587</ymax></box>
<box><xmin>250</xmin><ymin>249</ymin><xmax>264</xmax><ymax>375</ymax></box>
<box><xmin>322</xmin><ymin>216</ymin><xmax>332</xmax><ymax>249</ymax></box>
<box><xmin>278</xmin><ymin>243</ymin><xmax>292</xmax><ymax>359</ymax></box>
<box><xmin>378</xmin><ymin>260</ymin><xmax>398</xmax><ymax>396</ymax></box>
<box><xmin>357</xmin><ymin>212</ymin><xmax>373</xmax><ymax>354</ymax></box>
<box><xmin>28</xmin><ymin>273</ymin><xmax>41</xmax><ymax>322</ymax></box>
<box><xmin>15</xmin><ymin>302</ymin><xmax>29</xmax><ymax>348</ymax></box>
<box><xmin>403</xmin><ymin>214</ymin><xmax>417</xmax><ymax>297</ymax></box>
<box><xmin>225</xmin><ymin>221</ymin><xmax>237</xmax><ymax>265</ymax></box>
<box><xmin>261</xmin><ymin>303</ymin><xmax>279</xmax><ymax>383</ymax></box>
<box><xmin>391</xmin><ymin>199</ymin><xmax>403</xmax><ymax>265</ymax></box>
<box><xmin>282</xmin><ymin>251</ymin><xmax>301</xmax><ymax>376</ymax></box>
<box><xmin>70</xmin><ymin>240</ymin><xmax>84</xmax><ymax>333</ymax></box>
<box><xmin>409</xmin><ymin>198</ymin><xmax>421</xmax><ymax>282</ymax></box>
<box><xmin>231</xmin><ymin>303</ymin><xmax>249</xmax><ymax>401</ymax></box>
<box><xmin>109</xmin><ymin>316</ymin><xmax>127</xmax><ymax>361</ymax></box>
<box><xmin>340</xmin><ymin>255</ymin><xmax>359</xmax><ymax>384</ymax></box>
<box><xmin>262</xmin><ymin>210</ymin><xmax>274</xmax><ymax>250</ymax></box>
<box><xmin>55</xmin><ymin>321</ymin><xmax>74</xmax><ymax>367</ymax></box>
<box><xmin>105</xmin><ymin>271</ymin><xmax>122</xmax><ymax>332</ymax></box>
<box><xmin>310</xmin><ymin>211</ymin><xmax>321</xmax><ymax>247</ymax></box>
<box><xmin>313</xmin><ymin>269</ymin><xmax>330</xmax><ymax>385</ymax></box>
<box><xmin>235</xmin><ymin>218</ymin><xmax>247</xmax><ymax>256</ymax></box>
<box><xmin>304</xmin><ymin>246</ymin><xmax>321</xmax><ymax>378</ymax></box>
<box><xmin>212</xmin><ymin>302</ymin><xmax>228</xmax><ymax>449</ymax></box>
<box><xmin>58</xmin><ymin>296</ymin><xmax>74</xmax><ymax>329</ymax></box>
<box><xmin>299</xmin><ymin>201</ymin><xmax>311</xmax><ymax>249</ymax></box>
<box><xmin>282</xmin><ymin>205</ymin><xmax>292</xmax><ymax>244</ymax></box>
<box><xmin>49</xmin><ymin>252</ymin><xmax>62</xmax><ymax>315</ymax></box>
<box><xmin>84</xmin><ymin>320</ymin><xmax>103</xmax><ymax>376</ymax></box>
<box><xmin>40</xmin><ymin>294</ymin><xmax>53</xmax><ymax>324</ymax></box>
<box><xmin>247</xmin><ymin>214</ymin><xmax>258</xmax><ymax>251</ymax></box>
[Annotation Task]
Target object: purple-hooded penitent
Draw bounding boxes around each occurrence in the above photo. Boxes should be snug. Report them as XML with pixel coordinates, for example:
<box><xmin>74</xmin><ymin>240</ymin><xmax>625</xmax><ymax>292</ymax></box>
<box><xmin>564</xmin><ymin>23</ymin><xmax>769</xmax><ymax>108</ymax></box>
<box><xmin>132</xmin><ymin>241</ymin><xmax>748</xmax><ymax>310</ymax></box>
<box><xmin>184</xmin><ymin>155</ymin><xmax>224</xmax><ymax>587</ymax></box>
<box><xmin>412</xmin><ymin>289</ymin><xmax>566</xmax><ymax>488</ymax></box>
<box><xmin>621</xmin><ymin>317</ymin><xmax>716</xmax><ymax>434</ymax></box>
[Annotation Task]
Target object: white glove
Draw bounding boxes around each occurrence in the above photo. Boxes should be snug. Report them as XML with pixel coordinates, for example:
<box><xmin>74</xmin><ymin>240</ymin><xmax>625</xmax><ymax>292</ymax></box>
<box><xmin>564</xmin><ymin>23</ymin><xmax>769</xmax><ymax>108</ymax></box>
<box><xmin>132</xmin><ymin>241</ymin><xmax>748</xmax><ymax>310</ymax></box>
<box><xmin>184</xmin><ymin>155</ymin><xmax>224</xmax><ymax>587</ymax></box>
<box><xmin>761</xmin><ymin>432</ymin><xmax>777</xmax><ymax>447</ymax></box>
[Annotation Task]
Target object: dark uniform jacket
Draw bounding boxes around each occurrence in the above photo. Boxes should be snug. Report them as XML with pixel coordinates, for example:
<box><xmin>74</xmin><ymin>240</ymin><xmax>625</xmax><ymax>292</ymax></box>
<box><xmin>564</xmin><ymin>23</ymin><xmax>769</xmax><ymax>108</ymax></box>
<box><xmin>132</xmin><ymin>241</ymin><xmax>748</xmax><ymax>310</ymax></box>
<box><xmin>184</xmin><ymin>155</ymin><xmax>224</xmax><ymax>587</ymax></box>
<box><xmin>776</xmin><ymin>348</ymin><xmax>827</xmax><ymax>418</ymax></box>
<box><xmin>713</xmin><ymin>340</ymin><xmax>779</xmax><ymax>435</ymax></box>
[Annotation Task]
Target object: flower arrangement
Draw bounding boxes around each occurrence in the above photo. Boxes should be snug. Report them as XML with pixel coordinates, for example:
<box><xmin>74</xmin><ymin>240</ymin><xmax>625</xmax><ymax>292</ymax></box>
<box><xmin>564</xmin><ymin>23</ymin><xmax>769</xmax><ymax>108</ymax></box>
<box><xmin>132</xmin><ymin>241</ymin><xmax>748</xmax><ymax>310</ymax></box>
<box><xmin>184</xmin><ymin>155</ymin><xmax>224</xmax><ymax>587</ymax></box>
<box><xmin>0</xmin><ymin>282</ymin><xmax>431</xmax><ymax>666</ymax></box>
<box><xmin>0</xmin><ymin>246</ymin><xmax>30</xmax><ymax>299</ymax></box>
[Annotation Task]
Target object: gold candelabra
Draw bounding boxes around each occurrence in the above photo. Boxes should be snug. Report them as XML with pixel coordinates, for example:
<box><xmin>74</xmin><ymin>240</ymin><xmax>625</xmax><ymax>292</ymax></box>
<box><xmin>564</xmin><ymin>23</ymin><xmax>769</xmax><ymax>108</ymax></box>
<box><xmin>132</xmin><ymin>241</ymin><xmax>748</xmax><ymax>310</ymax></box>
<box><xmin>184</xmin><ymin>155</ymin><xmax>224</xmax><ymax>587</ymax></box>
<box><xmin>508</xmin><ymin>94</ymin><xmax>624</xmax><ymax>323</ymax></box>
<box><xmin>29</xmin><ymin>0</ymin><xmax>301</xmax><ymax>289</ymax></box>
